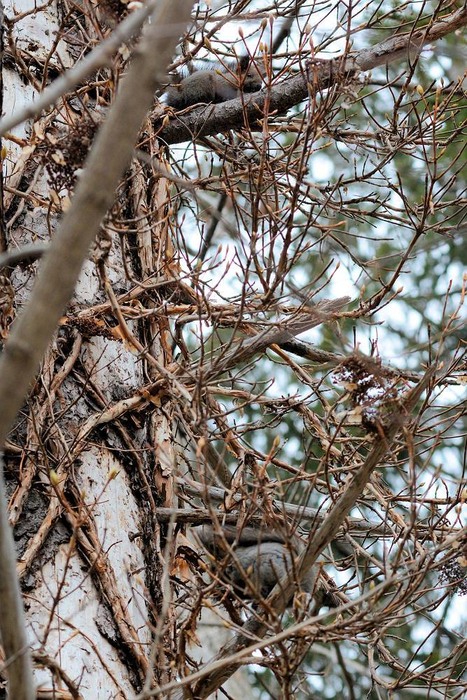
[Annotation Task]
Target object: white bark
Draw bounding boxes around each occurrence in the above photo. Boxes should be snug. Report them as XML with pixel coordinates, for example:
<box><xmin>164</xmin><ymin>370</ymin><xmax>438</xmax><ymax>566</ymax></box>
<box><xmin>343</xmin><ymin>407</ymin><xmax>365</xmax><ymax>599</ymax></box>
<box><xmin>28</xmin><ymin>449</ymin><xmax>150</xmax><ymax>698</ymax></box>
<box><xmin>1</xmin><ymin>0</ymin><xmax>195</xmax><ymax>696</ymax></box>
<box><xmin>188</xmin><ymin>608</ymin><xmax>255</xmax><ymax>700</ymax></box>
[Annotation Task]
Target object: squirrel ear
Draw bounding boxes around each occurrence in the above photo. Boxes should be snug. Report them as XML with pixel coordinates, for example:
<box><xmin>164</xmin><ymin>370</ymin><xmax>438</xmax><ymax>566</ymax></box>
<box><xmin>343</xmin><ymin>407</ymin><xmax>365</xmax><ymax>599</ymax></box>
<box><xmin>237</xmin><ymin>54</ymin><xmax>252</xmax><ymax>71</ymax></box>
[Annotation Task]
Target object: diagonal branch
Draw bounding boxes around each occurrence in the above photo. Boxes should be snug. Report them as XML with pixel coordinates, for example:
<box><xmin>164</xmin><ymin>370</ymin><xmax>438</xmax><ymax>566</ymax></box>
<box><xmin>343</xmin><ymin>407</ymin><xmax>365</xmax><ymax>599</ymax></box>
<box><xmin>157</xmin><ymin>5</ymin><xmax>467</xmax><ymax>145</ymax></box>
<box><xmin>181</xmin><ymin>364</ymin><xmax>437</xmax><ymax>698</ymax></box>
<box><xmin>0</xmin><ymin>0</ymin><xmax>159</xmax><ymax>137</ymax></box>
<box><xmin>195</xmin><ymin>297</ymin><xmax>350</xmax><ymax>381</ymax></box>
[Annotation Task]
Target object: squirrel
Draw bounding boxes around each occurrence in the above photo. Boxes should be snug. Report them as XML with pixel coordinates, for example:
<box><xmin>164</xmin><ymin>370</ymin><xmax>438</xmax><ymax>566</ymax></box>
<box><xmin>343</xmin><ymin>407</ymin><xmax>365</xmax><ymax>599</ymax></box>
<box><xmin>195</xmin><ymin>524</ymin><xmax>316</xmax><ymax>601</ymax></box>
<box><xmin>164</xmin><ymin>55</ymin><xmax>263</xmax><ymax>109</ymax></box>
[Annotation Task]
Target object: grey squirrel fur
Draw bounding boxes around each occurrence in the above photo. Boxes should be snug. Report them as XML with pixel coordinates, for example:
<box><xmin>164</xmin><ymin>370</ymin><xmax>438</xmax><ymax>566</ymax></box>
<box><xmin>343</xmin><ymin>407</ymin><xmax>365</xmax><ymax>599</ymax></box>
<box><xmin>165</xmin><ymin>56</ymin><xmax>263</xmax><ymax>109</ymax></box>
<box><xmin>196</xmin><ymin>524</ymin><xmax>315</xmax><ymax>600</ymax></box>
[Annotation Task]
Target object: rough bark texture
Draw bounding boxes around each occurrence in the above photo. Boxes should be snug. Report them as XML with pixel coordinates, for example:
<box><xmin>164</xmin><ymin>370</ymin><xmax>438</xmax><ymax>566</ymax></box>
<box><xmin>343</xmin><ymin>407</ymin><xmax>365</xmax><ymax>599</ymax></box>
<box><xmin>1</xmin><ymin>0</ymin><xmax>195</xmax><ymax>696</ymax></box>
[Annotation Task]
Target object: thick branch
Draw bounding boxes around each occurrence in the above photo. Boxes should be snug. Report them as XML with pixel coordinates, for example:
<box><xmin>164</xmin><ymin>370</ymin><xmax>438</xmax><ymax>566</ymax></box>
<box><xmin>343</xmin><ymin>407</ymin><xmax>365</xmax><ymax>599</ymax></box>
<box><xmin>157</xmin><ymin>5</ymin><xmax>467</xmax><ymax>145</ymax></box>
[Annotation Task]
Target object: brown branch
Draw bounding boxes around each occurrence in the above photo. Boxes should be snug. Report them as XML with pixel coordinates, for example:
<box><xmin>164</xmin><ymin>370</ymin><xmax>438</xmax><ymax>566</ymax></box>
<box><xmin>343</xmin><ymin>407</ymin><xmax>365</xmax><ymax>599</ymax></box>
<box><xmin>177</xmin><ymin>479</ymin><xmax>392</xmax><ymax>537</ymax></box>
<box><xmin>184</xmin><ymin>364</ymin><xmax>437</xmax><ymax>698</ymax></box>
<box><xmin>0</xmin><ymin>242</ymin><xmax>49</xmax><ymax>269</ymax></box>
<box><xmin>157</xmin><ymin>5</ymin><xmax>467</xmax><ymax>145</ymax></box>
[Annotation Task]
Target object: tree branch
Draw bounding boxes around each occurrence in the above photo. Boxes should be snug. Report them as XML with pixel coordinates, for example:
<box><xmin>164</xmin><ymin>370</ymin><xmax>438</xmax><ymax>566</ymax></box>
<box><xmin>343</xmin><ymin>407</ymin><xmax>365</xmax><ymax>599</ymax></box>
<box><xmin>184</xmin><ymin>365</ymin><xmax>437</xmax><ymax>698</ymax></box>
<box><xmin>157</xmin><ymin>5</ymin><xmax>467</xmax><ymax>145</ymax></box>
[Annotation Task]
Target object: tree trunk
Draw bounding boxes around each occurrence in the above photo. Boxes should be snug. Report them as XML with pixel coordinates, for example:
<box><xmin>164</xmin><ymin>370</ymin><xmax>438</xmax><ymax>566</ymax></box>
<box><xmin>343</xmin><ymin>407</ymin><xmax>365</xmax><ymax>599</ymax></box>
<box><xmin>0</xmin><ymin>0</ymin><xmax>191</xmax><ymax>696</ymax></box>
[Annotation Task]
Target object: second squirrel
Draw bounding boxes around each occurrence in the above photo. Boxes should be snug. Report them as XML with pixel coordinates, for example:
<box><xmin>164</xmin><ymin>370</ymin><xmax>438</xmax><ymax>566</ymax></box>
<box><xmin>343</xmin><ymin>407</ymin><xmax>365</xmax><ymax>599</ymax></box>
<box><xmin>195</xmin><ymin>524</ymin><xmax>316</xmax><ymax>601</ymax></box>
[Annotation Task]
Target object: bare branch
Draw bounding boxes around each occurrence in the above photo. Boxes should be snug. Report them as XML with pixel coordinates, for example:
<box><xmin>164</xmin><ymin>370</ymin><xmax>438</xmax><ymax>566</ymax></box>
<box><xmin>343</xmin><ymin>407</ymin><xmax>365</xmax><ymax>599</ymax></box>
<box><xmin>157</xmin><ymin>5</ymin><xmax>467</xmax><ymax>144</ymax></box>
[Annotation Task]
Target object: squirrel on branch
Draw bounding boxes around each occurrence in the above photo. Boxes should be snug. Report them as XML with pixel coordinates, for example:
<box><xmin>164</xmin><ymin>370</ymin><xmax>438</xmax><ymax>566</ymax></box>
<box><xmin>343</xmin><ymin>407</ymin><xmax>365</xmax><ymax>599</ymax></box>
<box><xmin>195</xmin><ymin>524</ymin><xmax>320</xmax><ymax>603</ymax></box>
<box><xmin>164</xmin><ymin>54</ymin><xmax>264</xmax><ymax>109</ymax></box>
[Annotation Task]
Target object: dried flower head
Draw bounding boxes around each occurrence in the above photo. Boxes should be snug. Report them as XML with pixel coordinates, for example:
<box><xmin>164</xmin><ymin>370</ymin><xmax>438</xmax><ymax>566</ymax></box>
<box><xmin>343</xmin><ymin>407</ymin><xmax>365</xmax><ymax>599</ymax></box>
<box><xmin>44</xmin><ymin>120</ymin><xmax>96</xmax><ymax>193</ymax></box>
<box><xmin>333</xmin><ymin>353</ymin><xmax>403</xmax><ymax>432</ymax></box>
